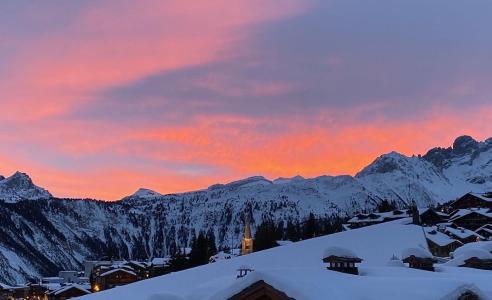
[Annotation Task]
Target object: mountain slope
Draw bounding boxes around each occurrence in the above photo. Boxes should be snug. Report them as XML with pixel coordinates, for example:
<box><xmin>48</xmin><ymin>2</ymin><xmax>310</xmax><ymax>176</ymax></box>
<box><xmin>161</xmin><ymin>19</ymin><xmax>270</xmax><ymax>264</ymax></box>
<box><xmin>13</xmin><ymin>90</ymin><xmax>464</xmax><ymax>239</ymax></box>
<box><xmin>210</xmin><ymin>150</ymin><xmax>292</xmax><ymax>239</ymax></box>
<box><xmin>0</xmin><ymin>135</ymin><xmax>491</xmax><ymax>284</ymax></box>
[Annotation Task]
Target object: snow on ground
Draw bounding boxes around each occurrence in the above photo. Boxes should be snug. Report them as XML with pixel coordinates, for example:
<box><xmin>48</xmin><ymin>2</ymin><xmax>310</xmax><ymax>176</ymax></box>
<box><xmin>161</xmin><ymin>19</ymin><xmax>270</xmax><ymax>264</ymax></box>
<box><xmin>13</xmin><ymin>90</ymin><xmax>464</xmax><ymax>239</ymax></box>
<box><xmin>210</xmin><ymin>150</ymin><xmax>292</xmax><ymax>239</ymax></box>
<box><xmin>78</xmin><ymin>218</ymin><xmax>492</xmax><ymax>300</ymax></box>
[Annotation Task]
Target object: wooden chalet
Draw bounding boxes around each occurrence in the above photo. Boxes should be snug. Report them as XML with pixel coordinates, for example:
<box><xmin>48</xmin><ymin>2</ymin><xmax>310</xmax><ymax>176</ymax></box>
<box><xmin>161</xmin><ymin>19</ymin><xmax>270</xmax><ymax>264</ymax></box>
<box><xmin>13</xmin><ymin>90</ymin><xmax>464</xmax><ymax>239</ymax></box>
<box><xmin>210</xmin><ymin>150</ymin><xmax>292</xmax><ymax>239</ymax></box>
<box><xmin>402</xmin><ymin>255</ymin><xmax>437</xmax><ymax>271</ymax></box>
<box><xmin>123</xmin><ymin>261</ymin><xmax>151</xmax><ymax>280</ymax></box>
<box><xmin>47</xmin><ymin>285</ymin><xmax>91</xmax><ymax>300</ymax></box>
<box><xmin>150</xmin><ymin>257</ymin><xmax>171</xmax><ymax>277</ymax></box>
<box><xmin>419</xmin><ymin>208</ymin><xmax>448</xmax><ymax>226</ymax></box>
<box><xmin>228</xmin><ymin>280</ymin><xmax>294</xmax><ymax>300</ymax></box>
<box><xmin>461</xmin><ymin>257</ymin><xmax>492</xmax><ymax>271</ymax></box>
<box><xmin>449</xmin><ymin>209</ymin><xmax>492</xmax><ymax>231</ymax></box>
<box><xmin>402</xmin><ymin>248</ymin><xmax>437</xmax><ymax>271</ymax></box>
<box><xmin>425</xmin><ymin>228</ymin><xmax>462</xmax><ymax>257</ymax></box>
<box><xmin>93</xmin><ymin>268</ymin><xmax>138</xmax><ymax>291</ymax></box>
<box><xmin>451</xmin><ymin>193</ymin><xmax>492</xmax><ymax>210</ymax></box>
<box><xmin>475</xmin><ymin>224</ymin><xmax>492</xmax><ymax>240</ymax></box>
<box><xmin>445</xmin><ymin>227</ymin><xmax>484</xmax><ymax>244</ymax></box>
<box><xmin>323</xmin><ymin>247</ymin><xmax>363</xmax><ymax>275</ymax></box>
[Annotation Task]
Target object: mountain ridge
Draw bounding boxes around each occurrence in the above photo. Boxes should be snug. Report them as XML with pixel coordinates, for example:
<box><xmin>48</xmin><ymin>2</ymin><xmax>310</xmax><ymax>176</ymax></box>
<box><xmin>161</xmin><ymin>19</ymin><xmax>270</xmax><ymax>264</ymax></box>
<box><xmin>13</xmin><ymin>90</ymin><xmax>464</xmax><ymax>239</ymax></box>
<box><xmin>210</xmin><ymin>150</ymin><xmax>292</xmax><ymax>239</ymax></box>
<box><xmin>0</xmin><ymin>135</ymin><xmax>491</xmax><ymax>284</ymax></box>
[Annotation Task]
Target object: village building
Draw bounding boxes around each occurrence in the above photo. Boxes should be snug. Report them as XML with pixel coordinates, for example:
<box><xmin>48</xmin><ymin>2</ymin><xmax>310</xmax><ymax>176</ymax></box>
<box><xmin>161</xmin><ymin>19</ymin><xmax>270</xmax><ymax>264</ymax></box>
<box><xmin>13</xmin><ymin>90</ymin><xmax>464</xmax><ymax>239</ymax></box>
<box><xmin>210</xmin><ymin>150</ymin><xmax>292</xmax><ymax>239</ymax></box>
<box><xmin>462</xmin><ymin>257</ymin><xmax>492</xmax><ymax>270</ymax></box>
<box><xmin>346</xmin><ymin>210</ymin><xmax>410</xmax><ymax>229</ymax></box>
<box><xmin>241</xmin><ymin>217</ymin><xmax>254</xmax><ymax>255</ymax></box>
<box><xmin>123</xmin><ymin>261</ymin><xmax>151</xmax><ymax>280</ymax></box>
<box><xmin>402</xmin><ymin>248</ymin><xmax>437</xmax><ymax>271</ymax></box>
<box><xmin>445</xmin><ymin>227</ymin><xmax>484</xmax><ymax>244</ymax></box>
<box><xmin>322</xmin><ymin>247</ymin><xmax>362</xmax><ymax>275</ymax></box>
<box><xmin>93</xmin><ymin>268</ymin><xmax>138</xmax><ymax>291</ymax></box>
<box><xmin>475</xmin><ymin>224</ymin><xmax>492</xmax><ymax>240</ymax></box>
<box><xmin>451</xmin><ymin>193</ymin><xmax>492</xmax><ymax>210</ymax></box>
<box><xmin>424</xmin><ymin>228</ymin><xmax>462</xmax><ymax>257</ymax></box>
<box><xmin>47</xmin><ymin>284</ymin><xmax>91</xmax><ymax>300</ymax></box>
<box><xmin>419</xmin><ymin>208</ymin><xmax>448</xmax><ymax>226</ymax></box>
<box><xmin>150</xmin><ymin>257</ymin><xmax>171</xmax><ymax>277</ymax></box>
<box><xmin>449</xmin><ymin>208</ymin><xmax>492</xmax><ymax>230</ymax></box>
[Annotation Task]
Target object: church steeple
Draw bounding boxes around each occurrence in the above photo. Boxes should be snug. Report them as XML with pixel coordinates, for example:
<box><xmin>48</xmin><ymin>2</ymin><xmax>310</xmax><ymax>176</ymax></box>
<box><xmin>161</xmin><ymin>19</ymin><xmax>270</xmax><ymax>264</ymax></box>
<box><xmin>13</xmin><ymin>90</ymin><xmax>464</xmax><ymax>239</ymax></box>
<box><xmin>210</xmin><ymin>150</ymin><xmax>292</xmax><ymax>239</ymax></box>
<box><xmin>241</xmin><ymin>215</ymin><xmax>253</xmax><ymax>255</ymax></box>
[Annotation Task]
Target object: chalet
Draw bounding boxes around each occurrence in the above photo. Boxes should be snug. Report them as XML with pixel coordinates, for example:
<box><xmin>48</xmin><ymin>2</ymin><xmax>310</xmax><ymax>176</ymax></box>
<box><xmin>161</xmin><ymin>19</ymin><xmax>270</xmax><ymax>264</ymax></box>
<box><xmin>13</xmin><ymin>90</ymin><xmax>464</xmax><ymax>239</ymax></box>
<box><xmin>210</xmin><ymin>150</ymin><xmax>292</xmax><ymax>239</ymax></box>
<box><xmin>322</xmin><ymin>247</ymin><xmax>362</xmax><ymax>275</ymax></box>
<box><xmin>346</xmin><ymin>210</ymin><xmax>410</xmax><ymax>229</ymax></box>
<box><xmin>449</xmin><ymin>208</ymin><xmax>492</xmax><ymax>230</ymax></box>
<box><xmin>424</xmin><ymin>228</ymin><xmax>462</xmax><ymax>257</ymax></box>
<box><xmin>451</xmin><ymin>193</ymin><xmax>492</xmax><ymax>210</ymax></box>
<box><xmin>475</xmin><ymin>224</ymin><xmax>492</xmax><ymax>240</ymax></box>
<box><xmin>150</xmin><ymin>257</ymin><xmax>171</xmax><ymax>277</ymax></box>
<box><xmin>47</xmin><ymin>284</ymin><xmax>91</xmax><ymax>300</ymax></box>
<box><xmin>445</xmin><ymin>227</ymin><xmax>484</xmax><ymax>244</ymax></box>
<box><xmin>123</xmin><ymin>261</ymin><xmax>151</xmax><ymax>280</ymax></box>
<box><xmin>419</xmin><ymin>208</ymin><xmax>448</xmax><ymax>226</ymax></box>
<box><xmin>93</xmin><ymin>268</ymin><xmax>138</xmax><ymax>291</ymax></box>
<box><xmin>462</xmin><ymin>257</ymin><xmax>492</xmax><ymax>270</ymax></box>
<box><xmin>402</xmin><ymin>248</ymin><xmax>437</xmax><ymax>271</ymax></box>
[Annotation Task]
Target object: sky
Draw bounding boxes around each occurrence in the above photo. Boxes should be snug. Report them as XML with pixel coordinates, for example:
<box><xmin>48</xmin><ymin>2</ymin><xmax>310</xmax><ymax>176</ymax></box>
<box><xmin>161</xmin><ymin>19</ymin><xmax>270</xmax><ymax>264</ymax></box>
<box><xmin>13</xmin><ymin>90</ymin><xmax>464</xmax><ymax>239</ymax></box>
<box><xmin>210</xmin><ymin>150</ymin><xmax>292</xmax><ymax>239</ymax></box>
<box><xmin>1</xmin><ymin>0</ymin><xmax>491</xmax><ymax>200</ymax></box>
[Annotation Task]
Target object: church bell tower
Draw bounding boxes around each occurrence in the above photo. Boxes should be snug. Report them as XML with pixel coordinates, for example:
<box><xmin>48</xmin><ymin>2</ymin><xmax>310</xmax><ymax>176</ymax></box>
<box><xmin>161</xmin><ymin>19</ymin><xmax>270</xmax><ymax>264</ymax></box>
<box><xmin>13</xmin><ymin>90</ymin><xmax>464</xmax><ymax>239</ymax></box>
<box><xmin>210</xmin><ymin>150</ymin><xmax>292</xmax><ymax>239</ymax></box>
<box><xmin>241</xmin><ymin>216</ymin><xmax>254</xmax><ymax>255</ymax></box>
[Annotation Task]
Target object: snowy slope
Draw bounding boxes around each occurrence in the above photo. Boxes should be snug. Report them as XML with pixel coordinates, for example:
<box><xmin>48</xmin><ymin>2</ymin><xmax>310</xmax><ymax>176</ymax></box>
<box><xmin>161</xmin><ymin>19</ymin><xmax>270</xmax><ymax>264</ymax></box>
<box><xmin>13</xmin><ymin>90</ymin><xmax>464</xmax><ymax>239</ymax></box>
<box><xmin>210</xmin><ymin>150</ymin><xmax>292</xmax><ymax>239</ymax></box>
<box><xmin>79</xmin><ymin>219</ymin><xmax>492</xmax><ymax>300</ymax></box>
<box><xmin>1</xmin><ymin>135</ymin><xmax>492</xmax><ymax>284</ymax></box>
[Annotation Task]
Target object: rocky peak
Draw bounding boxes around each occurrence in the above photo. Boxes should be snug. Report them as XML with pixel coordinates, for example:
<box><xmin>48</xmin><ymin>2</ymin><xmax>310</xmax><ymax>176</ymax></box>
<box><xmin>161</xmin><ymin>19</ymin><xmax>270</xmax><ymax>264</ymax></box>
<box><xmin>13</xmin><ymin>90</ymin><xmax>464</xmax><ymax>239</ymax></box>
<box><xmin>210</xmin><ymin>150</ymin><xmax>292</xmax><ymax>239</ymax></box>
<box><xmin>356</xmin><ymin>151</ymin><xmax>409</xmax><ymax>177</ymax></box>
<box><xmin>452</xmin><ymin>135</ymin><xmax>478</xmax><ymax>155</ymax></box>
<box><xmin>0</xmin><ymin>171</ymin><xmax>52</xmax><ymax>202</ymax></box>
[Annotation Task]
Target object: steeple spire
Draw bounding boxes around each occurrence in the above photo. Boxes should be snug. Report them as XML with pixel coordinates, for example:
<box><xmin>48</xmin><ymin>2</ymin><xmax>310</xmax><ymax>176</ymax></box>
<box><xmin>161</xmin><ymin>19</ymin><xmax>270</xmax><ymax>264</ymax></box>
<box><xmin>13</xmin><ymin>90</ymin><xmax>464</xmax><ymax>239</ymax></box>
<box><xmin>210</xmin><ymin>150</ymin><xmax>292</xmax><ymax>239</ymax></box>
<box><xmin>241</xmin><ymin>214</ymin><xmax>253</xmax><ymax>255</ymax></box>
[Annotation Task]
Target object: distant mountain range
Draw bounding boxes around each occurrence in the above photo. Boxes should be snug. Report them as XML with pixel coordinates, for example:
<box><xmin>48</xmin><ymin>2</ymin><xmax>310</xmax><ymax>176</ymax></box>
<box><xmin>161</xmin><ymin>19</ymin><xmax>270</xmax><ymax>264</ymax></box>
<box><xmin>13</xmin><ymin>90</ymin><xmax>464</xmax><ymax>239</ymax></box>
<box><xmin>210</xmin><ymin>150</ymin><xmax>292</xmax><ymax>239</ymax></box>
<box><xmin>0</xmin><ymin>135</ymin><xmax>491</xmax><ymax>284</ymax></box>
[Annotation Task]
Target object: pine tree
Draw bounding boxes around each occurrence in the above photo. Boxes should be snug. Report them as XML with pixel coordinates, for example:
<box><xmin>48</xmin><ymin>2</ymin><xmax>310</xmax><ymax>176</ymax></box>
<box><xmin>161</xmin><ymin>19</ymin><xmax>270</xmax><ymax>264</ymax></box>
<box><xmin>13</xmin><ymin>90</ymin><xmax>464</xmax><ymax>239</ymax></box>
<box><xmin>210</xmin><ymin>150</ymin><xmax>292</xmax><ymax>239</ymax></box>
<box><xmin>302</xmin><ymin>212</ymin><xmax>318</xmax><ymax>239</ymax></box>
<box><xmin>254</xmin><ymin>219</ymin><xmax>279</xmax><ymax>251</ymax></box>
<box><xmin>206</xmin><ymin>229</ymin><xmax>217</xmax><ymax>257</ymax></box>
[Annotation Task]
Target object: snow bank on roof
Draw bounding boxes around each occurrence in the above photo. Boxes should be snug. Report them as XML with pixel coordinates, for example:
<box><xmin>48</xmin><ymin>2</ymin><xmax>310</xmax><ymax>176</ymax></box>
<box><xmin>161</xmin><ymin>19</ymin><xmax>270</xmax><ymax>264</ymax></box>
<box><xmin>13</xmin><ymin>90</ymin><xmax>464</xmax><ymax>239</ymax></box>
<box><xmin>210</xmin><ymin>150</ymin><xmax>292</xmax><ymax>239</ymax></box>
<box><xmin>454</xmin><ymin>241</ymin><xmax>492</xmax><ymax>257</ymax></box>
<box><xmin>446</xmin><ymin>227</ymin><xmax>482</xmax><ymax>239</ymax></box>
<box><xmin>401</xmin><ymin>247</ymin><xmax>433</xmax><ymax>259</ymax></box>
<box><xmin>323</xmin><ymin>246</ymin><xmax>359</xmax><ymax>259</ymax></box>
<box><xmin>445</xmin><ymin>249</ymin><xmax>492</xmax><ymax>267</ymax></box>
<box><xmin>100</xmin><ymin>268</ymin><xmax>136</xmax><ymax>277</ymax></box>
<box><xmin>51</xmin><ymin>284</ymin><xmax>91</xmax><ymax>296</ymax></box>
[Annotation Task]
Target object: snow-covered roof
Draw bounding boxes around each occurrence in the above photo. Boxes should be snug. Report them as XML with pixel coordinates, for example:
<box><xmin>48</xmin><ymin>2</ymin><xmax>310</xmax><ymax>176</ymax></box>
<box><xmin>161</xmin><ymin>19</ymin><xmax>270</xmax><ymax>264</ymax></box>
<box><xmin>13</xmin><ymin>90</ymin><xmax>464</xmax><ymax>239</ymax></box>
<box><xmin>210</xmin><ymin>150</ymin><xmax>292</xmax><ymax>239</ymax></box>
<box><xmin>323</xmin><ymin>246</ymin><xmax>359</xmax><ymax>259</ymax></box>
<box><xmin>100</xmin><ymin>268</ymin><xmax>137</xmax><ymax>277</ymax></box>
<box><xmin>449</xmin><ymin>208</ymin><xmax>492</xmax><ymax>221</ymax></box>
<box><xmin>401</xmin><ymin>247</ymin><xmax>433</xmax><ymax>259</ymax></box>
<box><xmin>0</xmin><ymin>283</ymin><xmax>13</xmax><ymax>290</ymax></box>
<box><xmin>445</xmin><ymin>227</ymin><xmax>484</xmax><ymax>240</ymax></box>
<box><xmin>424</xmin><ymin>227</ymin><xmax>461</xmax><ymax>247</ymax></box>
<box><xmin>152</xmin><ymin>257</ymin><xmax>171</xmax><ymax>266</ymax></box>
<box><xmin>445</xmin><ymin>249</ymin><xmax>492</xmax><ymax>267</ymax></box>
<box><xmin>468</xmin><ymin>193</ymin><xmax>492</xmax><ymax>202</ymax></box>
<box><xmin>77</xmin><ymin>219</ymin><xmax>492</xmax><ymax>300</ymax></box>
<box><xmin>453</xmin><ymin>241</ymin><xmax>492</xmax><ymax>257</ymax></box>
<box><xmin>48</xmin><ymin>284</ymin><xmax>91</xmax><ymax>296</ymax></box>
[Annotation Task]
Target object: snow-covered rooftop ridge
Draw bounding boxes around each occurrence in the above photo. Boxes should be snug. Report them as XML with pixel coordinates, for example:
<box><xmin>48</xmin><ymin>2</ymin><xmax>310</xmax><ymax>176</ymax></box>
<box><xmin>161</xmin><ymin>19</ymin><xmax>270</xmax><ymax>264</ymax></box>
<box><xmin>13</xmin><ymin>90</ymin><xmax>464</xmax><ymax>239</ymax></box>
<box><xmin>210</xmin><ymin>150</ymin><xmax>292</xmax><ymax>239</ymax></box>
<box><xmin>401</xmin><ymin>247</ymin><xmax>433</xmax><ymax>259</ymax></box>
<box><xmin>100</xmin><ymin>268</ymin><xmax>137</xmax><ymax>277</ymax></box>
<box><xmin>49</xmin><ymin>284</ymin><xmax>91</xmax><ymax>296</ymax></box>
<box><xmin>323</xmin><ymin>246</ymin><xmax>359</xmax><ymax>259</ymax></box>
<box><xmin>0</xmin><ymin>171</ymin><xmax>52</xmax><ymax>203</ymax></box>
<box><xmin>453</xmin><ymin>241</ymin><xmax>492</xmax><ymax>258</ymax></box>
<box><xmin>445</xmin><ymin>248</ymin><xmax>492</xmax><ymax>267</ymax></box>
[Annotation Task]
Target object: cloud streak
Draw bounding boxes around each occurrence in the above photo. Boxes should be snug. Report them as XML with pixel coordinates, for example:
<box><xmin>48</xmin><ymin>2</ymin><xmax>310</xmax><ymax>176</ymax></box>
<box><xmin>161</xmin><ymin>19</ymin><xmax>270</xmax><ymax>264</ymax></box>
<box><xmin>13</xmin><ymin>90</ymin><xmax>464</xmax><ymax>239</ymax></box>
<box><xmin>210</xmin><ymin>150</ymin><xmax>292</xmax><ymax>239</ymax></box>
<box><xmin>0</xmin><ymin>0</ymin><xmax>491</xmax><ymax>199</ymax></box>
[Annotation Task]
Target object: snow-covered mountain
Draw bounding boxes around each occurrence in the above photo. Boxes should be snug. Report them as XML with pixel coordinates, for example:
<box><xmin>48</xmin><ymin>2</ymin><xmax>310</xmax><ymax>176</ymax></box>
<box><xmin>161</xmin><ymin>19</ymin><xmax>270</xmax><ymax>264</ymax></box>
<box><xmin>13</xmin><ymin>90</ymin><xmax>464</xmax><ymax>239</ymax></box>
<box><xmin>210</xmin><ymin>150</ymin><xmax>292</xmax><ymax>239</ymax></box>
<box><xmin>0</xmin><ymin>171</ymin><xmax>51</xmax><ymax>203</ymax></box>
<box><xmin>0</xmin><ymin>135</ymin><xmax>491</xmax><ymax>284</ymax></box>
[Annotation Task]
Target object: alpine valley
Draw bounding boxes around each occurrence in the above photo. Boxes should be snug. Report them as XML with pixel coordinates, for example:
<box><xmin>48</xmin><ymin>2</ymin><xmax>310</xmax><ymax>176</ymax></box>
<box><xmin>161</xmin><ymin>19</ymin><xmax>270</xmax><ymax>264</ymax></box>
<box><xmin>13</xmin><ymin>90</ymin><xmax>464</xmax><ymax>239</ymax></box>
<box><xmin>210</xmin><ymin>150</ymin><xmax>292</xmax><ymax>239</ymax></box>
<box><xmin>1</xmin><ymin>135</ymin><xmax>492</xmax><ymax>284</ymax></box>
